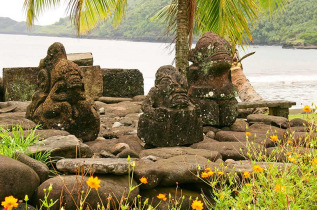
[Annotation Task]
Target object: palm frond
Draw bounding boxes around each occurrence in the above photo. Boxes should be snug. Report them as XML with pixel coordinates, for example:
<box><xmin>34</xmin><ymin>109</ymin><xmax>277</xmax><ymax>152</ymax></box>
<box><xmin>196</xmin><ymin>0</ymin><xmax>260</xmax><ymax>48</ymax></box>
<box><xmin>112</xmin><ymin>0</ymin><xmax>128</xmax><ymax>26</ymax></box>
<box><xmin>151</xmin><ymin>0</ymin><xmax>178</xmax><ymax>37</ymax></box>
<box><xmin>24</xmin><ymin>0</ymin><xmax>62</xmax><ymax>27</ymax></box>
<box><xmin>67</xmin><ymin>0</ymin><xmax>117</xmax><ymax>34</ymax></box>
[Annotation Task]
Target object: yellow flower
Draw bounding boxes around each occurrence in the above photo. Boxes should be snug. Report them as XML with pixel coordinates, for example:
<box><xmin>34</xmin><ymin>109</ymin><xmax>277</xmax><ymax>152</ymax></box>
<box><xmin>201</xmin><ymin>172</ymin><xmax>209</xmax><ymax>178</ymax></box>
<box><xmin>204</xmin><ymin>168</ymin><xmax>211</xmax><ymax>172</ymax></box>
<box><xmin>191</xmin><ymin>199</ymin><xmax>204</xmax><ymax>210</ymax></box>
<box><xmin>270</xmin><ymin>135</ymin><xmax>279</xmax><ymax>142</ymax></box>
<box><xmin>245</xmin><ymin>183</ymin><xmax>251</xmax><ymax>187</ymax></box>
<box><xmin>288</xmin><ymin>156</ymin><xmax>296</xmax><ymax>163</ymax></box>
<box><xmin>86</xmin><ymin>176</ymin><xmax>101</xmax><ymax>190</ymax></box>
<box><xmin>130</xmin><ymin>161</ymin><xmax>136</xmax><ymax>167</ymax></box>
<box><xmin>219</xmin><ymin>193</ymin><xmax>225</xmax><ymax>199</ymax></box>
<box><xmin>243</xmin><ymin>171</ymin><xmax>251</xmax><ymax>179</ymax></box>
<box><xmin>287</xmin><ymin>140</ymin><xmax>293</xmax><ymax>144</ymax></box>
<box><xmin>245</xmin><ymin>132</ymin><xmax>251</xmax><ymax>137</ymax></box>
<box><xmin>312</xmin><ymin>158</ymin><xmax>317</xmax><ymax>165</ymax></box>
<box><xmin>139</xmin><ymin>176</ymin><xmax>148</xmax><ymax>184</ymax></box>
<box><xmin>301</xmin><ymin>176</ymin><xmax>310</xmax><ymax>182</ymax></box>
<box><xmin>286</xmin><ymin>152</ymin><xmax>292</xmax><ymax>156</ymax></box>
<box><xmin>274</xmin><ymin>184</ymin><xmax>286</xmax><ymax>192</ymax></box>
<box><xmin>253</xmin><ymin>165</ymin><xmax>264</xmax><ymax>173</ymax></box>
<box><xmin>217</xmin><ymin>171</ymin><xmax>224</xmax><ymax>176</ymax></box>
<box><xmin>1</xmin><ymin>196</ymin><xmax>19</xmax><ymax>210</ymax></box>
<box><xmin>207</xmin><ymin>171</ymin><xmax>214</xmax><ymax>177</ymax></box>
<box><xmin>303</xmin><ymin>105</ymin><xmax>311</xmax><ymax>112</ymax></box>
<box><xmin>157</xmin><ymin>193</ymin><xmax>167</xmax><ymax>201</ymax></box>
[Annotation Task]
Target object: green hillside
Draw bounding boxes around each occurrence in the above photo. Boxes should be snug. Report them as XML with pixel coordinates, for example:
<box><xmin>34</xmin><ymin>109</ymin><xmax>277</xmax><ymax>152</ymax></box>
<box><xmin>252</xmin><ymin>0</ymin><xmax>317</xmax><ymax>45</ymax></box>
<box><xmin>0</xmin><ymin>0</ymin><xmax>316</xmax><ymax>45</ymax></box>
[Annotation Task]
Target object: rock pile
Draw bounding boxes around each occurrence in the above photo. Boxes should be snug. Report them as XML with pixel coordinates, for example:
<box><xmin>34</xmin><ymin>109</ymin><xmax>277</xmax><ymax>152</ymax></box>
<box><xmin>0</xmin><ymin>95</ymin><xmax>314</xmax><ymax>209</ymax></box>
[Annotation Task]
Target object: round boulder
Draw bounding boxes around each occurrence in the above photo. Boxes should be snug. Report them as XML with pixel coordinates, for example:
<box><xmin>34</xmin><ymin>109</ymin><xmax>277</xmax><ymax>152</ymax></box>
<box><xmin>0</xmin><ymin>155</ymin><xmax>40</xmax><ymax>201</ymax></box>
<box><xmin>35</xmin><ymin>175</ymin><xmax>139</xmax><ymax>210</ymax></box>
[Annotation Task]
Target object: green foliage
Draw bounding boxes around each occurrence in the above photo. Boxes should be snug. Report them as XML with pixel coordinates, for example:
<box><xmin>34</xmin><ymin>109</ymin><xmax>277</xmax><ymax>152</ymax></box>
<box><xmin>199</xmin><ymin>110</ymin><xmax>317</xmax><ymax>209</ymax></box>
<box><xmin>1</xmin><ymin>0</ymin><xmax>315</xmax><ymax>45</ymax></box>
<box><xmin>252</xmin><ymin>0</ymin><xmax>317</xmax><ymax>45</ymax></box>
<box><xmin>0</xmin><ymin>125</ymin><xmax>50</xmax><ymax>164</ymax></box>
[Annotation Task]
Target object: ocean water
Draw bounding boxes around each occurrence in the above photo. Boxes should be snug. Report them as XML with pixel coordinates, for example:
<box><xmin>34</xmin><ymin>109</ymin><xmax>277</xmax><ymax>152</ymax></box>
<box><xmin>0</xmin><ymin>34</ymin><xmax>316</xmax><ymax>109</ymax></box>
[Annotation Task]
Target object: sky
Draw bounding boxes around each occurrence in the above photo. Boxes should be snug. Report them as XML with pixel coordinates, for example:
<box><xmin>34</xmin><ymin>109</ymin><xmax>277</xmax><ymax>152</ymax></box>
<box><xmin>0</xmin><ymin>0</ymin><xmax>68</xmax><ymax>25</ymax></box>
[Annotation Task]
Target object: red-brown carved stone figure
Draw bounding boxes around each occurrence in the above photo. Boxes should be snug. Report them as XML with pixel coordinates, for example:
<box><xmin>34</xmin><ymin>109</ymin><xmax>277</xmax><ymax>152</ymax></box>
<box><xmin>187</xmin><ymin>32</ymin><xmax>238</xmax><ymax>126</ymax></box>
<box><xmin>26</xmin><ymin>42</ymin><xmax>100</xmax><ymax>142</ymax></box>
<box><xmin>138</xmin><ymin>65</ymin><xmax>203</xmax><ymax>147</ymax></box>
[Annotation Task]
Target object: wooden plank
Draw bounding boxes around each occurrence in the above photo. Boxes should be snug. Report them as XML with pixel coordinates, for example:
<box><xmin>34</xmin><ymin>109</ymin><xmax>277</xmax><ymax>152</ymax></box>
<box><xmin>238</xmin><ymin>100</ymin><xmax>296</xmax><ymax>109</ymax></box>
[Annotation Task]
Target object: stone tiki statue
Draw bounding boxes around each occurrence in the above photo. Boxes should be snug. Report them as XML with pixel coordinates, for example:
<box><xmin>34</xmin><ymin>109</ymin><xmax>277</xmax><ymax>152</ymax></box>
<box><xmin>187</xmin><ymin>32</ymin><xmax>238</xmax><ymax>126</ymax></box>
<box><xmin>137</xmin><ymin>65</ymin><xmax>203</xmax><ymax>147</ymax></box>
<box><xmin>26</xmin><ymin>42</ymin><xmax>100</xmax><ymax>142</ymax></box>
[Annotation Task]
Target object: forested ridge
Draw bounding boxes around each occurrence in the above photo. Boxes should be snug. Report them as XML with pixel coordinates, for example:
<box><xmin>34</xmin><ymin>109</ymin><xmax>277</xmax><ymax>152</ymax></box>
<box><xmin>0</xmin><ymin>0</ymin><xmax>316</xmax><ymax>45</ymax></box>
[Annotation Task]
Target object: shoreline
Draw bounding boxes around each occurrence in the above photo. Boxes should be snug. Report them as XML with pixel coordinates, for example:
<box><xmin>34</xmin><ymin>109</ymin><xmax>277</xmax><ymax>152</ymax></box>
<box><xmin>1</xmin><ymin>32</ymin><xmax>314</xmax><ymax>48</ymax></box>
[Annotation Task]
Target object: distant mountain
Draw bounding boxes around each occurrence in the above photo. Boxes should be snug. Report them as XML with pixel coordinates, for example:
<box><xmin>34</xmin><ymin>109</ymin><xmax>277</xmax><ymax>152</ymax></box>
<box><xmin>0</xmin><ymin>0</ymin><xmax>316</xmax><ymax>45</ymax></box>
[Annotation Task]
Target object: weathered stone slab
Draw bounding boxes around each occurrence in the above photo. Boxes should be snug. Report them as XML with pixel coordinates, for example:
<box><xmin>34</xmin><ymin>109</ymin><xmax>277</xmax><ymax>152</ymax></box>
<box><xmin>99</xmin><ymin>96</ymin><xmax>132</xmax><ymax>104</ymax></box>
<box><xmin>67</xmin><ymin>52</ymin><xmax>93</xmax><ymax>66</ymax></box>
<box><xmin>102</xmin><ymin>68</ymin><xmax>144</xmax><ymax>97</ymax></box>
<box><xmin>0</xmin><ymin>101</ymin><xmax>31</xmax><ymax>112</ymax></box>
<box><xmin>229</xmin><ymin>118</ymin><xmax>248</xmax><ymax>132</ymax></box>
<box><xmin>35</xmin><ymin>175</ymin><xmax>138</xmax><ymax>210</ymax></box>
<box><xmin>247</xmin><ymin>114</ymin><xmax>288</xmax><ymax>127</ymax></box>
<box><xmin>191</xmin><ymin>141</ymin><xmax>264</xmax><ymax>160</ymax></box>
<box><xmin>2</xmin><ymin>64</ymin><xmax>100</xmax><ymax>101</ymax></box>
<box><xmin>134</xmin><ymin>155</ymin><xmax>211</xmax><ymax>189</ymax></box>
<box><xmin>3</xmin><ymin>67</ymin><xmax>38</xmax><ymax>101</ymax></box>
<box><xmin>215</xmin><ymin>131</ymin><xmax>278</xmax><ymax>147</ymax></box>
<box><xmin>28</xmin><ymin>135</ymin><xmax>93</xmax><ymax>158</ymax></box>
<box><xmin>96</xmin><ymin>101</ymin><xmax>142</xmax><ymax>117</ymax></box>
<box><xmin>238</xmin><ymin>100</ymin><xmax>296</xmax><ymax>109</ymax></box>
<box><xmin>80</xmin><ymin>65</ymin><xmax>103</xmax><ymax>100</ymax></box>
<box><xmin>0</xmin><ymin>112</ymin><xmax>36</xmax><ymax>130</ymax></box>
<box><xmin>139</xmin><ymin>147</ymin><xmax>221</xmax><ymax>161</ymax></box>
<box><xmin>56</xmin><ymin>158</ymin><xmax>129</xmax><ymax>175</ymax></box>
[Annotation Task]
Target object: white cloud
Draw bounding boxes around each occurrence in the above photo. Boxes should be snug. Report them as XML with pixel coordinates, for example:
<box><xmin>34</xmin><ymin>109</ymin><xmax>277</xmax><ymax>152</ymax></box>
<box><xmin>0</xmin><ymin>0</ymin><xmax>67</xmax><ymax>25</ymax></box>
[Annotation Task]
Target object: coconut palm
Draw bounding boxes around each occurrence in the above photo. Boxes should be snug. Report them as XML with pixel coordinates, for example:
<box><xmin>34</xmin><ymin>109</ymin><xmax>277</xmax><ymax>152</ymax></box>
<box><xmin>24</xmin><ymin>0</ymin><xmax>288</xmax><ymax>110</ymax></box>
<box><xmin>24</xmin><ymin>0</ymin><xmax>288</xmax><ymax>71</ymax></box>
<box><xmin>151</xmin><ymin>0</ymin><xmax>288</xmax><ymax>110</ymax></box>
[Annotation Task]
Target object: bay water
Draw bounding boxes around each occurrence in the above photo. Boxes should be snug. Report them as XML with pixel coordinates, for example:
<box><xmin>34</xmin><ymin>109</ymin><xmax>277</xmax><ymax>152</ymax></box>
<box><xmin>0</xmin><ymin>34</ymin><xmax>316</xmax><ymax>109</ymax></box>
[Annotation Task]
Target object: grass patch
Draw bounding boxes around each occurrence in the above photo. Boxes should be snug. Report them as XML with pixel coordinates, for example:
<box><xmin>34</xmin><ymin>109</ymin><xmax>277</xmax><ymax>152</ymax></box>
<box><xmin>0</xmin><ymin>125</ymin><xmax>50</xmax><ymax>164</ymax></box>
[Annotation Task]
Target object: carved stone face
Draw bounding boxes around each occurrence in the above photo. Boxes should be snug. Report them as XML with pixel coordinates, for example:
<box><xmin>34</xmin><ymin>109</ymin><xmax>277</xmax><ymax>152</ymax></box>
<box><xmin>52</xmin><ymin>60</ymin><xmax>84</xmax><ymax>90</ymax></box>
<box><xmin>155</xmin><ymin>66</ymin><xmax>189</xmax><ymax>108</ymax></box>
<box><xmin>189</xmin><ymin>32</ymin><xmax>233</xmax><ymax>68</ymax></box>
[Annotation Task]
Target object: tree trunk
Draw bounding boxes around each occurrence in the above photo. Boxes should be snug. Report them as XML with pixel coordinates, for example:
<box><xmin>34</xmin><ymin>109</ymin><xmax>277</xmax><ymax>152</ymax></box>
<box><xmin>176</xmin><ymin>0</ymin><xmax>189</xmax><ymax>74</ymax></box>
<box><xmin>231</xmin><ymin>62</ymin><xmax>268</xmax><ymax>114</ymax></box>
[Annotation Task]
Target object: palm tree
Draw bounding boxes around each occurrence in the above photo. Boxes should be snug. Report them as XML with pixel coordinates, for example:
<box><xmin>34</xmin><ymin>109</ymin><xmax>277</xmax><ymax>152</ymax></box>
<box><xmin>152</xmin><ymin>0</ymin><xmax>288</xmax><ymax>72</ymax></box>
<box><xmin>24</xmin><ymin>0</ymin><xmax>288</xmax><ymax>109</ymax></box>
<box><xmin>152</xmin><ymin>0</ymin><xmax>288</xmax><ymax>110</ymax></box>
<box><xmin>24</xmin><ymin>0</ymin><xmax>288</xmax><ymax>69</ymax></box>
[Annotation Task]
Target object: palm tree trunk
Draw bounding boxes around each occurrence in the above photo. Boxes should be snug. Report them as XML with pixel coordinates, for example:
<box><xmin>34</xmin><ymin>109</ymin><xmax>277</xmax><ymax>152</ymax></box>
<box><xmin>231</xmin><ymin>62</ymin><xmax>267</xmax><ymax>113</ymax></box>
<box><xmin>176</xmin><ymin>0</ymin><xmax>189</xmax><ymax>74</ymax></box>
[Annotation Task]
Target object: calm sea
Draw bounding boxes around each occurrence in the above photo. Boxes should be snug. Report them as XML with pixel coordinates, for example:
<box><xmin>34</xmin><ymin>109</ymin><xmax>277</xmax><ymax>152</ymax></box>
<box><xmin>1</xmin><ymin>34</ymin><xmax>316</xmax><ymax>109</ymax></box>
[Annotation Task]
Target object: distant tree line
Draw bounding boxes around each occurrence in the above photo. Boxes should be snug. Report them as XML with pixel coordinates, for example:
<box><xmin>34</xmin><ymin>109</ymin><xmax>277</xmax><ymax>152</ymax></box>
<box><xmin>0</xmin><ymin>0</ymin><xmax>316</xmax><ymax>45</ymax></box>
